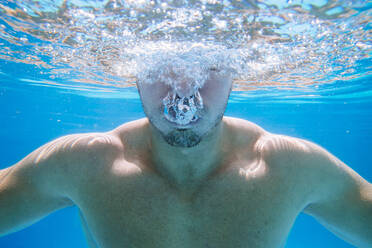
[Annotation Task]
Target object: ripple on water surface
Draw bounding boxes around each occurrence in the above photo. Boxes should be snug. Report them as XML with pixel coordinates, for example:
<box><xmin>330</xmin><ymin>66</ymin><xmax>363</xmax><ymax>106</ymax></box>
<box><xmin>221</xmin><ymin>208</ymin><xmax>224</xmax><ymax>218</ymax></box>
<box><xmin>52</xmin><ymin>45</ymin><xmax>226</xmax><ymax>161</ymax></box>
<box><xmin>0</xmin><ymin>0</ymin><xmax>370</xmax><ymax>101</ymax></box>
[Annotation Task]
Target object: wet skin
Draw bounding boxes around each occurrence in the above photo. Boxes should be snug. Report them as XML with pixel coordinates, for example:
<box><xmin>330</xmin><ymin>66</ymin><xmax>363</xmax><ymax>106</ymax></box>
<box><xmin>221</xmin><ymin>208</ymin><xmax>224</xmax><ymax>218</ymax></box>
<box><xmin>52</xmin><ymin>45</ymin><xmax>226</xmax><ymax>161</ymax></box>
<box><xmin>0</xmin><ymin>72</ymin><xmax>371</xmax><ymax>247</ymax></box>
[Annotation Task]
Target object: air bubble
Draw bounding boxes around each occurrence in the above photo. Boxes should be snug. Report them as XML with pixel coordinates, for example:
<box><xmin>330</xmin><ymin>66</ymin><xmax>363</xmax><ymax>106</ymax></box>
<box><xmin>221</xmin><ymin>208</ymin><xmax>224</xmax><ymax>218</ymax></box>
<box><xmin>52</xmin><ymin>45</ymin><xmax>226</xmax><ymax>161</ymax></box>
<box><xmin>163</xmin><ymin>90</ymin><xmax>204</xmax><ymax>126</ymax></box>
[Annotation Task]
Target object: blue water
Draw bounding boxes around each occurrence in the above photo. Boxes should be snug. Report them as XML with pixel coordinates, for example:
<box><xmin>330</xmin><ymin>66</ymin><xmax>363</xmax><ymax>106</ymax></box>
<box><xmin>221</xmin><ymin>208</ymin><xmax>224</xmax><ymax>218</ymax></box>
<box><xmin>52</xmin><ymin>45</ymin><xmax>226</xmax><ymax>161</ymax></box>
<box><xmin>0</xmin><ymin>0</ymin><xmax>371</xmax><ymax>246</ymax></box>
<box><xmin>0</xmin><ymin>59</ymin><xmax>371</xmax><ymax>247</ymax></box>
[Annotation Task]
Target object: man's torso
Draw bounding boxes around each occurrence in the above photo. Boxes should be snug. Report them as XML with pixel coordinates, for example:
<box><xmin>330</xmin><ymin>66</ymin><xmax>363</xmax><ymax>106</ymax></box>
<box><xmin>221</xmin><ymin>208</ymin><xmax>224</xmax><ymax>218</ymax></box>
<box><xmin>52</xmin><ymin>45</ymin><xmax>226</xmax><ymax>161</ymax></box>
<box><xmin>67</xmin><ymin>118</ymin><xmax>311</xmax><ymax>248</ymax></box>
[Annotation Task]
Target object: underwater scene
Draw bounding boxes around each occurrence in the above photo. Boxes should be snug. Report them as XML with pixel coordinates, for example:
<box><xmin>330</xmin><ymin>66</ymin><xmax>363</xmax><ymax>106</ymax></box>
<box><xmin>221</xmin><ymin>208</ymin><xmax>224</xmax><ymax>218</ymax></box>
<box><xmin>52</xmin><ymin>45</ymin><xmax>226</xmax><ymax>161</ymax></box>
<box><xmin>0</xmin><ymin>0</ymin><xmax>371</xmax><ymax>247</ymax></box>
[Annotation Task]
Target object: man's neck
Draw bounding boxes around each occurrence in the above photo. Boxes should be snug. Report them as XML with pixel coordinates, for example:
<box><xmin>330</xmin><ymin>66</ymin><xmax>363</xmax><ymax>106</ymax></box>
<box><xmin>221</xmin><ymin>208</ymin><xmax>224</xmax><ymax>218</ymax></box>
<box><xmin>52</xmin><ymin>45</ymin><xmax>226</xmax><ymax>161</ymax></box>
<box><xmin>149</xmin><ymin>121</ymin><xmax>226</xmax><ymax>190</ymax></box>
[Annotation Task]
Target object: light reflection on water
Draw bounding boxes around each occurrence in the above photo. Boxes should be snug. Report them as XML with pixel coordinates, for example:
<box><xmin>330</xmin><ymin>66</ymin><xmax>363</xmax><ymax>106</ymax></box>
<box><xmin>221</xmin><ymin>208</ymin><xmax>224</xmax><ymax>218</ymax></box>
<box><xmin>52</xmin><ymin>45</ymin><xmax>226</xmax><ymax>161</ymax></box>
<box><xmin>0</xmin><ymin>0</ymin><xmax>370</xmax><ymax>100</ymax></box>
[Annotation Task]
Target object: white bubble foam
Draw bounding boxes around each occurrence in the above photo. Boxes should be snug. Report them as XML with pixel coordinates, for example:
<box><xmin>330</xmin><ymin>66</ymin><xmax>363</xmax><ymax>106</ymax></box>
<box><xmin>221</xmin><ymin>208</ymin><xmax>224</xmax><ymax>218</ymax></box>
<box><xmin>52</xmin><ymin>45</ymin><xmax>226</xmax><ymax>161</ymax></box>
<box><xmin>135</xmin><ymin>42</ymin><xmax>237</xmax><ymax>91</ymax></box>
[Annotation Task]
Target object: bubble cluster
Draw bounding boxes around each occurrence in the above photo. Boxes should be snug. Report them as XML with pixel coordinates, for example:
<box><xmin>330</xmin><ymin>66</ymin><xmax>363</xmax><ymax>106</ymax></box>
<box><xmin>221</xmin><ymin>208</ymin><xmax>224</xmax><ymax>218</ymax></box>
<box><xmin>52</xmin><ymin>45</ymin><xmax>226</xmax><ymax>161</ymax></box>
<box><xmin>0</xmin><ymin>0</ymin><xmax>370</xmax><ymax>96</ymax></box>
<box><xmin>163</xmin><ymin>89</ymin><xmax>204</xmax><ymax>125</ymax></box>
<box><xmin>135</xmin><ymin>43</ymin><xmax>235</xmax><ymax>90</ymax></box>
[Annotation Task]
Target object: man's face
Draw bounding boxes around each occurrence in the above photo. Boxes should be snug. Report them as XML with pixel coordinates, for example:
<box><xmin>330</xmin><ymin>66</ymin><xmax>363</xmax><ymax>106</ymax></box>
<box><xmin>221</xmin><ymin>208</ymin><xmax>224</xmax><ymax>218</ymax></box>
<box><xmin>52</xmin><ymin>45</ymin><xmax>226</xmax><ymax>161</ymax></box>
<box><xmin>137</xmin><ymin>69</ymin><xmax>232</xmax><ymax>148</ymax></box>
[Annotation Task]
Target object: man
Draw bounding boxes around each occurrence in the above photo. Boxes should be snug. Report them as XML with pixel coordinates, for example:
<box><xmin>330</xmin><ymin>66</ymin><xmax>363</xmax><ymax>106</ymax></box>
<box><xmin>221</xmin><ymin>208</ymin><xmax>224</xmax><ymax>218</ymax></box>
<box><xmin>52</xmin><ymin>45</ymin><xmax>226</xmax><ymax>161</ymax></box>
<box><xmin>0</xmin><ymin>64</ymin><xmax>371</xmax><ymax>248</ymax></box>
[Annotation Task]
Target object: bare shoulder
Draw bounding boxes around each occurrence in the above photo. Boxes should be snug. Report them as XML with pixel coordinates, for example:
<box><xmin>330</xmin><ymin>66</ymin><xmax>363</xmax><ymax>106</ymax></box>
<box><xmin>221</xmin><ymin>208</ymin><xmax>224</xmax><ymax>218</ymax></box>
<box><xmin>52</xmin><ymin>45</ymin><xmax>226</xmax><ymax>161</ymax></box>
<box><xmin>30</xmin><ymin>131</ymin><xmax>124</xmax><ymax>167</ymax></box>
<box><xmin>252</xmin><ymin>130</ymin><xmax>342</xmax><ymax>178</ymax></box>
<box><xmin>110</xmin><ymin>118</ymin><xmax>151</xmax><ymax>155</ymax></box>
<box><xmin>223</xmin><ymin>116</ymin><xmax>266</xmax><ymax>133</ymax></box>
<box><xmin>222</xmin><ymin>117</ymin><xmax>318</xmax><ymax>167</ymax></box>
<box><xmin>252</xmin><ymin>130</ymin><xmax>369</xmax><ymax>205</ymax></box>
<box><xmin>222</xmin><ymin>116</ymin><xmax>266</xmax><ymax>146</ymax></box>
<box><xmin>110</xmin><ymin>118</ymin><xmax>149</xmax><ymax>138</ymax></box>
<box><xmin>14</xmin><ymin>131</ymin><xmax>125</xmax><ymax>194</ymax></box>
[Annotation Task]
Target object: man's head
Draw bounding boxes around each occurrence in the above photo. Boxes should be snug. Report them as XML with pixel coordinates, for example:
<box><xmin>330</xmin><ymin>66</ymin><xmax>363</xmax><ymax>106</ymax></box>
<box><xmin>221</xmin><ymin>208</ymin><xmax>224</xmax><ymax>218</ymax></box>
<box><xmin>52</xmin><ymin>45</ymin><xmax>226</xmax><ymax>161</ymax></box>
<box><xmin>137</xmin><ymin>65</ymin><xmax>233</xmax><ymax>148</ymax></box>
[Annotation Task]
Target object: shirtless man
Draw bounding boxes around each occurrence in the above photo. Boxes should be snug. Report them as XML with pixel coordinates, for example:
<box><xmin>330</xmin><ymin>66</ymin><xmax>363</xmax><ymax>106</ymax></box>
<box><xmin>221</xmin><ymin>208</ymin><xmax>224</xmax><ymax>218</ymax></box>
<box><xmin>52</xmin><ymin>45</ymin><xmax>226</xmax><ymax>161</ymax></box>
<box><xmin>0</xmin><ymin>67</ymin><xmax>371</xmax><ymax>248</ymax></box>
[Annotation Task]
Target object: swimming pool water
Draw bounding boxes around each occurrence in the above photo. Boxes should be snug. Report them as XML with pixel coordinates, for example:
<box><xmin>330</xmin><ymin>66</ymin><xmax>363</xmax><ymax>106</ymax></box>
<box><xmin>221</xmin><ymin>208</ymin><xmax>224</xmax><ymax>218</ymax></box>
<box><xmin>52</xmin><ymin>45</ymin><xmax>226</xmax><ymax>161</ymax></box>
<box><xmin>0</xmin><ymin>0</ymin><xmax>371</xmax><ymax>247</ymax></box>
<box><xmin>0</xmin><ymin>68</ymin><xmax>371</xmax><ymax>247</ymax></box>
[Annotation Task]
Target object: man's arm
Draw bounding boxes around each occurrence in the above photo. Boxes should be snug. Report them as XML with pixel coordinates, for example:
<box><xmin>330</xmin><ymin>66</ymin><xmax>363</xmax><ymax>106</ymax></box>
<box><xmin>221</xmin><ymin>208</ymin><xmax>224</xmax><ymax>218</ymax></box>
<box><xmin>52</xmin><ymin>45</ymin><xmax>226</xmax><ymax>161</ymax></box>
<box><xmin>259</xmin><ymin>134</ymin><xmax>372</xmax><ymax>247</ymax></box>
<box><xmin>263</xmin><ymin>134</ymin><xmax>372</xmax><ymax>247</ymax></box>
<box><xmin>0</xmin><ymin>132</ymin><xmax>122</xmax><ymax>237</ymax></box>
<box><xmin>301</xmin><ymin>143</ymin><xmax>372</xmax><ymax>247</ymax></box>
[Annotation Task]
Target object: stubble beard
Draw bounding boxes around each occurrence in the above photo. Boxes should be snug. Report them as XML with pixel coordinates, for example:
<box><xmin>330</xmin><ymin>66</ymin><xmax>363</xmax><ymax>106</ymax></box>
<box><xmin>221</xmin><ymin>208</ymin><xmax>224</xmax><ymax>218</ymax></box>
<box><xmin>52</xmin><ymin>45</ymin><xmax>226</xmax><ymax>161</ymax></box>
<box><xmin>163</xmin><ymin>128</ymin><xmax>202</xmax><ymax>148</ymax></box>
<box><xmin>162</xmin><ymin>113</ymin><xmax>224</xmax><ymax>148</ymax></box>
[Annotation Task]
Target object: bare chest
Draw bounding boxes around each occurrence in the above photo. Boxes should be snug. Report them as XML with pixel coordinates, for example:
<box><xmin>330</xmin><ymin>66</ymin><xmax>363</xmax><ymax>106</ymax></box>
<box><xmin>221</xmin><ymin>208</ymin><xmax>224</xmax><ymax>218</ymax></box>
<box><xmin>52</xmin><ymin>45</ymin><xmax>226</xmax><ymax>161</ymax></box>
<box><xmin>75</xmin><ymin>166</ymin><xmax>305</xmax><ymax>248</ymax></box>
